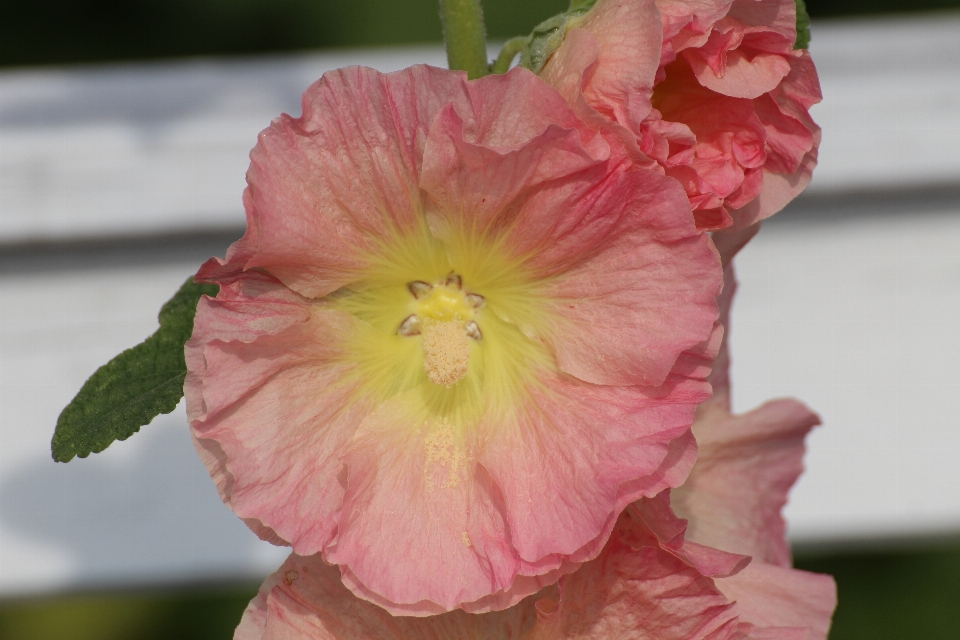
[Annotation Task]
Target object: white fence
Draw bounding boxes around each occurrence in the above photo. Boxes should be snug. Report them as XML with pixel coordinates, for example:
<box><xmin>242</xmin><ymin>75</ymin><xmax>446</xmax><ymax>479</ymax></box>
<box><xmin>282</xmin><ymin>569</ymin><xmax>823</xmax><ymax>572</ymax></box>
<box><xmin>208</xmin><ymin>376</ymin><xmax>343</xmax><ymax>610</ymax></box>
<box><xmin>2</xmin><ymin>13</ymin><xmax>959</xmax><ymax>596</ymax></box>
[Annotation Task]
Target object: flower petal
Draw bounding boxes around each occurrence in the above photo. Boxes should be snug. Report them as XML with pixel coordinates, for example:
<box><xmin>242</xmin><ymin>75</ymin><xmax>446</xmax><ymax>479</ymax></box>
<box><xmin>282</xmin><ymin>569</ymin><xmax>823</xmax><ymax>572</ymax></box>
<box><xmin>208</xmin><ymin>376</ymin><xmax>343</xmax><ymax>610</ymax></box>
<box><xmin>626</xmin><ymin>492</ymin><xmax>751</xmax><ymax>579</ymax></box>
<box><xmin>716</xmin><ymin>562</ymin><xmax>837</xmax><ymax>640</ymax></box>
<box><xmin>237</xmin><ymin>554</ymin><xmax>537</xmax><ymax>640</ymax></box>
<box><xmin>233</xmin><ymin>65</ymin><xmax>469</xmax><ymax>298</ymax></box>
<box><xmin>732</xmin><ymin>52</ymin><xmax>822</xmax><ymax>227</ymax></box>
<box><xmin>479</xmin><ymin>366</ymin><xmax>709</xmax><ymax>568</ymax></box>
<box><xmin>186</xmin><ymin>274</ymin><xmax>373</xmax><ymax>554</ymax></box>
<box><xmin>672</xmin><ymin>399</ymin><xmax>821</xmax><ymax>566</ymax></box>
<box><xmin>537</xmin><ymin>169</ymin><xmax>721</xmax><ymax>387</ymax></box>
<box><xmin>684</xmin><ymin>0</ymin><xmax>797</xmax><ymax>99</ymax></box>
<box><xmin>326</xmin><ymin>395</ymin><xmax>521</xmax><ymax>615</ymax></box>
<box><xmin>535</xmin><ymin>522</ymin><xmax>743</xmax><ymax>640</ymax></box>
<box><xmin>550</xmin><ymin>0</ymin><xmax>663</xmax><ymax>133</ymax></box>
<box><xmin>421</xmin><ymin>99</ymin><xmax>604</xmax><ymax>255</ymax></box>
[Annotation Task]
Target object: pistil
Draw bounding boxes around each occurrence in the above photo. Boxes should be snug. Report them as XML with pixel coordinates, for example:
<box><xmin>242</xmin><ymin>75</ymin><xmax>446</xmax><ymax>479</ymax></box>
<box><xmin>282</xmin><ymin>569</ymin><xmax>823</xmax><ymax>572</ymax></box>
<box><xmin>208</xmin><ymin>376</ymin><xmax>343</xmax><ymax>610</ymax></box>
<box><xmin>422</xmin><ymin>320</ymin><xmax>472</xmax><ymax>387</ymax></box>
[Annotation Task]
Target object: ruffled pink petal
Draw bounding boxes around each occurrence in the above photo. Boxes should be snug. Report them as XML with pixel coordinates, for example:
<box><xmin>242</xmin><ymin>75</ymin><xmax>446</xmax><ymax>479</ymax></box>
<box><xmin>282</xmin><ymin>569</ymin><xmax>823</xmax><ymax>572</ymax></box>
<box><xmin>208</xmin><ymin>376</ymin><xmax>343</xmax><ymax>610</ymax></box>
<box><xmin>239</xmin><ymin>513</ymin><xmax>740</xmax><ymax>640</ymax></box>
<box><xmin>460</xmin><ymin>67</ymin><xmax>607</xmax><ymax>157</ymax></box>
<box><xmin>421</xmin><ymin>101</ymin><xmax>605</xmax><ymax>257</ymax></box>
<box><xmin>686</xmin><ymin>48</ymin><xmax>791</xmax><ymax>100</ymax></box>
<box><xmin>538</xmin><ymin>21</ymin><xmax>655</xmax><ymax>168</ymax></box>
<box><xmin>237</xmin><ymin>505</ymin><xmax>830</xmax><ymax>639</ymax></box>
<box><xmin>639</xmin><ymin>108</ymin><xmax>697</xmax><ymax>167</ymax></box>
<box><xmin>729</xmin><ymin>141</ymin><xmax>816</xmax><ymax>229</ymax></box>
<box><xmin>537</xmin><ymin>169</ymin><xmax>721</xmax><ymax>386</ymax></box>
<box><xmin>684</xmin><ymin>0</ymin><xmax>796</xmax><ymax>99</ymax></box>
<box><xmin>556</xmin><ymin>0</ymin><xmax>663</xmax><ymax>133</ymax></box>
<box><xmin>732</xmin><ymin>52</ymin><xmax>821</xmax><ymax>227</ymax></box>
<box><xmin>535</xmin><ymin>519</ymin><xmax>743</xmax><ymax>640</ymax></box>
<box><xmin>716</xmin><ymin>563</ymin><xmax>837</xmax><ymax>640</ymax></box>
<box><xmin>186</xmin><ymin>275</ymin><xmax>374</xmax><ymax>554</ymax></box>
<box><xmin>229</xmin><ymin>65</ymin><xmax>469</xmax><ymax>298</ymax></box>
<box><xmin>236</xmin><ymin>554</ymin><xmax>538</xmax><ymax>640</ymax></box>
<box><xmin>672</xmin><ymin>399</ymin><xmax>821</xmax><ymax>566</ymax></box>
<box><xmin>423</xmin><ymin>86</ymin><xmax>720</xmax><ymax>387</ymax></box>
<box><xmin>626</xmin><ymin>492</ymin><xmax>750</xmax><ymax>579</ymax></box>
<box><xmin>656</xmin><ymin>60</ymin><xmax>767</xmax><ymax>185</ymax></box>
<box><xmin>479</xmin><ymin>365</ymin><xmax>708</xmax><ymax>572</ymax></box>
<box><xmin>324</xmin><ymin>394</ymin><xmax>521</xmax><ymax>615</ymax></box>
<box><xmin>656</xmin><ymin>0</ymin><xmax>735</xmax><ymax>60</ymax></box>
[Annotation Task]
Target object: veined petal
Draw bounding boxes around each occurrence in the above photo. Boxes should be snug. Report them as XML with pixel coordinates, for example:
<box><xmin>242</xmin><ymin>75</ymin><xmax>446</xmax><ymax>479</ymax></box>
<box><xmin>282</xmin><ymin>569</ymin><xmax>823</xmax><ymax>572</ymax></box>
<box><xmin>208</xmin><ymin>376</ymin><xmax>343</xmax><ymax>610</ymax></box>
<box><xmin>536</xmin><ymin>169</ymin><xmax>721</xmax><ymax>387</ymax></box>
<box><xmin>561</xmin><ymin>0</ymin><xmax>663</xmax><ymax>133</ymax></box>
<box><xmin>732</xmin><ymin>52</ymin><xmax>822</xmax><ymax>227</ymax></box>
<box><xmin>673</xmin><ymin>399</ymin><xmax>821</xmax><ymax>566</ymax></box>
<box><xmin>534</xmin><ymin>525</ymin><xmax>743</xmax><ymax>640</ymax></box>
<box><xmin>480</xmin><ymin>366</ymin><xmax>711</xmax><ymax>565</ymax></box>
<box><xmin>326</xmin><ymin>395</ymin><xmax>520</xmax><ymax>616</ymax></box>
<box><xmin>238</xmin><ymin>554</ymin><xmax>537</xmax><ymax>640</ymax></box>
<box><xmin>717</xmin><ymin>563</ymin><xmax>837</xmax><ymax>640</ymax></box>
<box><xmin>187</xmin><ymin>275</ymin><xmax>374</xmax><ymax>554</ymax></box>
<box><xmin>684</xmin><ymin>0</ymin><xmax>796</xmax><ymax>99</ymax></box>
<box><xmin>422</xmin><ymin>101</ymin><xmax>604</xmax><ymax>253</ymax></box>
<box><xmin>235</xmin><ymin>65</ymin><xmax>469</xmax><ymax>298</ymax></box>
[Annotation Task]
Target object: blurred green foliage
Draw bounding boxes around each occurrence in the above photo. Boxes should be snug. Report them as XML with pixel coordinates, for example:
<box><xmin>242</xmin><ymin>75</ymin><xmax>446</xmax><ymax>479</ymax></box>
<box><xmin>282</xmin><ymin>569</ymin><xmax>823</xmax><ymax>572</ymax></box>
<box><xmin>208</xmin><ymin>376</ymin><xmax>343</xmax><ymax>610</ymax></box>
<box><xmin>2</xmin><ymin>0</ymin><xmax>959</xmax><ymax>68</ymax></box>
<box><xmin>0</xmin><ymin>0</ymin><xmax>565</xmax><ymax>68</ymax></box>
<box><xmin>1</xmin><ymin>545</ymin><xmax>958</xmax><ymax>640</ymax></box>
<box><xmin>0</xmin><ymin>586</ymin><xmax>257</xmax><ymax>640</ymax></box>
<box><xmin>796</xmin><ymin>544</ymin><xmax>960</xmax><ymax>640</ymax></box>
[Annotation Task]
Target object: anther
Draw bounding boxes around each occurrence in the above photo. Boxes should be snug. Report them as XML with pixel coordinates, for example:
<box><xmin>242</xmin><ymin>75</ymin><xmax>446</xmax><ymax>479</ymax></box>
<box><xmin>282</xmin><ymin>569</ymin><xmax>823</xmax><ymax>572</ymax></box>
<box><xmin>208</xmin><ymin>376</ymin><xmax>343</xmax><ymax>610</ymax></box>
<box><xmin>464</xmin><ymin>293</ymin><xmax>485</xmax><ymax>309</ymax></box>
<box><xmin>408</xmin><ymin>281</ymin><xmax>433</xmax><ymax>299</ymax></box>
<box><xmin>398</xmin><ymin>314</ymin><xmax>422</xmax><ymax>336</ymax></box>
<box><xmin>465</xmin><ymin>321</ymin><xmax>483</xmax><ymax>341</ymax></box>
<box><xmin>446</xmin><ymin>273</ymin><xmax>462</xmax><ymax>290</ymax></box>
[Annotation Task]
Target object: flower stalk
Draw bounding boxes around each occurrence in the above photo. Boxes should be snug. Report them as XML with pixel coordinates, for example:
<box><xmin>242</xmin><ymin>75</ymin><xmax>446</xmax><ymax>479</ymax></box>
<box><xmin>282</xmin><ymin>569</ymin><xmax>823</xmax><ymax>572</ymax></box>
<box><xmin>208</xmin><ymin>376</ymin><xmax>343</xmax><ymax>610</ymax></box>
<box><xmin>491</xmin><ymin>36</ymin><xmax>528</xmax><ymax>74</ymax></box>
<box><xmin>439</xmin><ymin>0</ymin><xmax>489</xmax><ymax>79</ymax></box>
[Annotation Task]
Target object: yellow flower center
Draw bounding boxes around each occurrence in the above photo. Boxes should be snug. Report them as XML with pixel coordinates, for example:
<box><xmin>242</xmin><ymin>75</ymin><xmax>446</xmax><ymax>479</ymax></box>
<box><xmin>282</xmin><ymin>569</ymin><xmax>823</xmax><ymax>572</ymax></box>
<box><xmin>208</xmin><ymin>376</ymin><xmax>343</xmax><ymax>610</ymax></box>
<box><xmin>399</xmin><ymin>276</ymin><xmax>485</xmax><ymax>388</ymax></box>
<box><xmin>398</xmin><ymin>274</ymin><xmax>483</xmax><ymax>387</ymax></box>
<box><xmin>334</xmin><ymin>223</ymin><xmax>555</xmax><ymax>428</ymax></box>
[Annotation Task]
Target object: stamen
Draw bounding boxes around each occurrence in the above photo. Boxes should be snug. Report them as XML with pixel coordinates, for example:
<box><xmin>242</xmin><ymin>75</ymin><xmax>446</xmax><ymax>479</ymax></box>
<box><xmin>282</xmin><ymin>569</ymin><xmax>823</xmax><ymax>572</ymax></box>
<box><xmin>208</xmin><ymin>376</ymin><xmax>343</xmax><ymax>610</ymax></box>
<box><xmin>408</xmin><ymin>281</ymin><xmax>433</xmax><ymax>299</ymax></box>
<box><xmin>464</xmin><ymin>321</ymin><xmax>483</xmax><ymax>341</ymax></box>
<box><xmin>446</xmin><ymin>273</ymin><xmax>463</xmax><ymax>290</ymax></box>
<box><xmin>422</xmin><ymin>321</ymin><xmax>471</xmax><ymax>387</ymax></box>
<box><xmin>398</xmin><ymin>315</ymin><xmax>422</xmax><ymax>336</ymax></box>
<box><xmin>465</xmin><ymin>293</ymin><xmax>485</xmax><ymax>309</ymax></box>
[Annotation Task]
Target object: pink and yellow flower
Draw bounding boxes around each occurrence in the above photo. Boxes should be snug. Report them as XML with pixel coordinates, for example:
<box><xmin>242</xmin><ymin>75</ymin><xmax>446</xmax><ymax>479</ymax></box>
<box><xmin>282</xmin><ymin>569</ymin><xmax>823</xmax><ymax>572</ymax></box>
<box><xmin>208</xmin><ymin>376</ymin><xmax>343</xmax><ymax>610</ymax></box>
<box><xmin>540</xmin><ymin>0</ymin><xmax>822</xmax><ymax>230</ymax></box>
<box><xmin>186</xmin><ymin>64</ymin><xmax>722</xmax><ymax>614</ymax></box>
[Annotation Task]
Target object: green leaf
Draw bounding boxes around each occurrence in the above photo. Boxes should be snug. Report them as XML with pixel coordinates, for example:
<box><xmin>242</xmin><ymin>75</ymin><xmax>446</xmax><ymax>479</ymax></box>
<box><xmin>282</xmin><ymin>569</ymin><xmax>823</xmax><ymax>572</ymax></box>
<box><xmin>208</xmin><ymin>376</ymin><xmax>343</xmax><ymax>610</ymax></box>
<box><xmin>794</xmin><ymin>0</ymin><xmax>811</xmax><ymax>49</ymax></box>
<box><xmin>517</xmin><ymin>0</ymin><xmax>596</xmax><ymax>74</ymax></box>
<box><xmin>51</xmin><ymin>277</ymin><xmax>218</xmax><ymax>462</ymax></box>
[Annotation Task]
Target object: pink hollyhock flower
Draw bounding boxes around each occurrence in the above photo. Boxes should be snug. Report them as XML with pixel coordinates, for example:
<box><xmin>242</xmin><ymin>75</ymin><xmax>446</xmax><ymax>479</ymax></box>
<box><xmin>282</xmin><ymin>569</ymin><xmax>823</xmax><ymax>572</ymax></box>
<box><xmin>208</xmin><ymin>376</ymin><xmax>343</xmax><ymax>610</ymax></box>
<box><xmin>228</xmin><ymin>219</ymin><xmax>835</xmax><ymax>638</ymax></box>
<box><xmin>186</xmin><ymin>64</ymin><xmax>722</xmax><ymax>614</ymax></box>
<box><xmin>231</xmin><ymin>392</ymin><xmax>835</xmax><ymax>640</ymax></box>
<box><xmin>540</xmin><ymin>0</ymin><xmax>822</xmax><ymax>230</ymax></box>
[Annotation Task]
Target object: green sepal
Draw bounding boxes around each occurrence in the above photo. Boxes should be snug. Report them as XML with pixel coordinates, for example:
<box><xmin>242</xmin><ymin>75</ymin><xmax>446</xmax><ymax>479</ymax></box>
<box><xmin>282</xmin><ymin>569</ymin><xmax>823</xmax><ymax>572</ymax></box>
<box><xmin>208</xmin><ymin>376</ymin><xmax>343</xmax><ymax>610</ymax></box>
<box><xmin>794</xmin><ymin>0</ymin><xmax>811</xmax><ymax>49</ymax></box>
<box><xmin>517</xmin><ymin>0</ymin><xmax>597</xmax><ymax>74</ymax></box>
<box><xmin>568</xmin><ymin>0</ymin><xmax>598</xmax><ymax>11</ymax></box>
<box><xmin>51</xmin><ymin>277</ymin><xmax>218</xmax><ymax>462</ymax></box>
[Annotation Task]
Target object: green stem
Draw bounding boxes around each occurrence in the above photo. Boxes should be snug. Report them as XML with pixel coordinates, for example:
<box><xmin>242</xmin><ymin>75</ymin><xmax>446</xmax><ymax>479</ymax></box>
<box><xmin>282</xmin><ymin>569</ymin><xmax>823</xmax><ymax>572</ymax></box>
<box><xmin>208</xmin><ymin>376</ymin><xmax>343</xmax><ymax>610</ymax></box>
<box><xmin>439</xmin><ymin>0</ymin><xmax>489</xmax><ymax>79</ymax></box>
<box><xmin>491</xmin><ymin>36</ymin><xmax>529</xmax><ymax>74</ymax></box>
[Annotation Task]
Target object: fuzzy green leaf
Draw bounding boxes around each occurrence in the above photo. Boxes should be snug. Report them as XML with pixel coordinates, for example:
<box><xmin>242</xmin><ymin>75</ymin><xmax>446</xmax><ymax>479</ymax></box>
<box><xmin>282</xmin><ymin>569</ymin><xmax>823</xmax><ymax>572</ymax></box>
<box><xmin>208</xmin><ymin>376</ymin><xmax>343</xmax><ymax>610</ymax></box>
<box><xmin>52</xmin><ymin>277</ymin><xmax>218</xmax><ymax>462</ymax></box>
<box><xmin>794</xmin><ymin>0</ymin><xmax>811</xmax><ymax>49</ymax></box>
